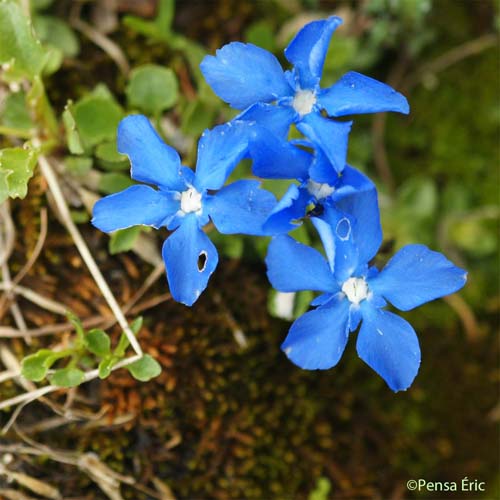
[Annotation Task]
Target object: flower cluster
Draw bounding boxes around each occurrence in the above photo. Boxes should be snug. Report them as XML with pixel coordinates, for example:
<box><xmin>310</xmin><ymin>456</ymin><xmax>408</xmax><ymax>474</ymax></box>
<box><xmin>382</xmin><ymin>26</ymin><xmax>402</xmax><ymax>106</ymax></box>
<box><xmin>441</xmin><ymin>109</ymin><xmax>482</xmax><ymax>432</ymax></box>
<box><xmin>92</xmin><ymin>16</ymin><xmax>466</xmax><ymax>391</ymax></box>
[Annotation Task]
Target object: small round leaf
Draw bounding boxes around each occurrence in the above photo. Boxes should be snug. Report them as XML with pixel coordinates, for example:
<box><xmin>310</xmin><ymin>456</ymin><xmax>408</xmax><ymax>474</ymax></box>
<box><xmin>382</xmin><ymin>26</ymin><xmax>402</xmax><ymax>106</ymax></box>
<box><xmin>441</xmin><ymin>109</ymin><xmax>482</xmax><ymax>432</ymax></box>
<box><xmin>126</xmin><ymin>65</ymin><xmax>178</xmax><ymax>115</ymax></box>
<box><xmin>21</xmin><ymin>350</ymin><xmax>53</xmax><ymax>381</ymax></box>
<box><xmin>50</xmin><ymin>368</ymin><xmax>85</xmax><ymax>388</ymax></box>
<box><xmin>84</xmin><ymin>329</ymin><xmax>111</xmax><ymax>357</ymax></box>
<box><xmin>127</xmin><ymin>354</ymin><xmax>161</xmax><ymax>382</ymax></box>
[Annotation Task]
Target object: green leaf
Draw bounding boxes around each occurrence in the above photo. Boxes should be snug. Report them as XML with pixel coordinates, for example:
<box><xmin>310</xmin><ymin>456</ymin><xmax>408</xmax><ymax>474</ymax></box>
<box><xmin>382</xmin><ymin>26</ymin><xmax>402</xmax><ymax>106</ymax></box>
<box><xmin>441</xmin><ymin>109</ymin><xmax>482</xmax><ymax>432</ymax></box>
<box><xmin>79</xmin><ymin>354</ymin><xmax>94</xmax><ymax>369</ymax></box>
<box><xmin>261</xmin><ymin>178</ymin><xmax>296</xmax><ymax>199</ymax></box>
<box><xmin>66</xmin><ymin>311</ymin><xmax>85</xmax><ymax>344</ymax></box>
<box><xmin>50</xmin><ymin>367</ymin><xmax>85</xmax><ymax>387</ymax></box>
<box><xmin>209</xmin><ymin>232</ymin><xmax>244</xmax><ymax>259</ymax></box>
<box><xmin>122</xmin><ymin>0</ymin><xmax>175</xmax><ymax>42</ymax></box>
<box><xmin>65</xmin><ymin>156</ymin><xmax>92</xmax><ymax>176</ymax></box>
<box><xmin>98</xmin><ymin>356</ymin><xmax>117</xmax><ymax>379</ymax></box>
<box><xmin>63</xmin><ymin>103</ymin><xmax>84</xmax><ymax>155</ymax></box>
<box><xmin>27</xmin><ymin>76</ymin><xmax>58</xmax><ymax>137</ymax></box>
<box><xmin>130</xmin><ymin>316</ymin><xmax>143</xmax><ymax>335</ymax></box>
<box><xmin>70</xmin><ymin>209</ymin><xmax>90</xmax><ymax>224</ymax></box>
<box><xmin>155</xmin><ymin>0</ymin><xmax>175</xmax><ymax>33</ymax></box>
<box><xmin>308</xmin><ymin>477</ymin><xmax>331</xmax><ymax>500</ymax></box>
<box><xmin>95</xmin><ymin>141</ymin><xmax>128</xmax><ymax>171</ymax></box>
<box><xmin>450</xmin><ymin>215</ymin><xmax>498</xmax><ymax>257</ymax></box>
<box><xmin>95</xmin><ymin>140</ymin><xmax>126</xmax><ymax>163</ymax></box>
<box><xmin>127</xmin><ymin>354</ymin><xmax>161</xmax><ymax>382</ymax></box>
<box><xmin>114</xmin><ymin>317</ymin><xmax>143</xmax><ymax>357</ymax></box>
<box><xmin>181</xmin><ymin>99</ymin><xmax>217</xmax><ymax>137</ymax></box>
<box><xmin>126</xmin><ymin>64</ymin><xmax>178</xmax><ymax>115</ymax></box>
<box><xmin>109</xmin><ymin>226</ymin><xmax>142</xmax><ymax>255</ymax></box>
<box><xmin>21</xmin><ymin>349</ymin><xmax>54</xmax><ymax>381</ymax></box>
<box><xmin>40</xmin><ymin>45</ymin><xmax>62</xmax><ymax>75</ymax></box>
<box><xmin>31</xmin><ymin>0</ymin><xmax>54</xmax><ymax>10</ymax></box>
<box><xmin>33</xmin><ymin>15</ymin><xmax>79</xmax><ymax>57</ymax></box>
<box><xmin>98</xmin><ymin>172</ymin><xmax>134</xmax><ymax>194</ymax></box>
<box><xmin>84</xmin><ymin>329</ymin><xmax>111</xmax><ymax>357</ymax></box>
<box><xmin>72</xmin><ymin>92</ymin><xmax>123</xmax><ymax>148</ymax></box>
<box><xmin>0</xmin><ymin>91</ymin><xmax>33</xmax><ymax>131</ymax></box>
<box><xmin>245</xmin><ymin>20</ymin><xmax>276</xmax><ymax>52</ymax></box>
<box><xmin>0</xmin><ymin>0</ymin><xmax>47</xmax><ymax>79</ymax></box>
<box><xmin>123</xmin><ymin>15</ymin><xmax>162</xmax><ymax>40</ymax></box>
<box><xmin>442</xmin><ymin>182</ymin><xmax>472</xmax><ymax>214</ymax></box>
<box><xmin>294</xmin><ymin>290</ymin><xmax>314</xmax><ymax>317</ymax></box>
<box><xmin>0</xmin><ymin>147</ymin><xmax>38</xmax><ymax>203</ymax></box>
<box><xmin>398</xmin><ymin>177</ymin><xmax>437</xmax><ymax>218</ymax></box>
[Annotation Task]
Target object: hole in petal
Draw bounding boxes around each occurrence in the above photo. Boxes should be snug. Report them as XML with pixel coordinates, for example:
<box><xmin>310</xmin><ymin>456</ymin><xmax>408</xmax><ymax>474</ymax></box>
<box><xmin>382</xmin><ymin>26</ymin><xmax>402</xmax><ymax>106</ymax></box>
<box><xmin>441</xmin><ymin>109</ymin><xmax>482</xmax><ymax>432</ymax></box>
<box><xmin>197</xmin><ymin>251</ymin><xmax>207</xmax><ymax>272</ymax></box>
<box><xmin>336</xmin><ymin>218</ymin><xmax>351</xmax><ymax>241</ymax></box>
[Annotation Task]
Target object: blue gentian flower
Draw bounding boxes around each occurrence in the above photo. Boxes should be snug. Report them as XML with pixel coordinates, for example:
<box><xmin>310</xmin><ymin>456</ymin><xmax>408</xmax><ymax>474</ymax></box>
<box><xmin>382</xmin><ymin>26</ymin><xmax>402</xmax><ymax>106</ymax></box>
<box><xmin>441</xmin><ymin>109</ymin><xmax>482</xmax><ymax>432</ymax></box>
<box><xmin>201</xmin><ymin>16</ymin><xmax>409</xmax><ymax>172</ymax></box>
<box><xmin>247</xmin><ymin>133</ymin><xmax>380</xmax><ymax>236</ymax></box>
<box><xmin>265</xmin><ymin>203</ymin><xmax>467</xmax><ymax>391</ymax></box>
<box><xmin>92</xmin><ymin>115</ymin><xmax>276</xmax><ymax>306</ymax></box>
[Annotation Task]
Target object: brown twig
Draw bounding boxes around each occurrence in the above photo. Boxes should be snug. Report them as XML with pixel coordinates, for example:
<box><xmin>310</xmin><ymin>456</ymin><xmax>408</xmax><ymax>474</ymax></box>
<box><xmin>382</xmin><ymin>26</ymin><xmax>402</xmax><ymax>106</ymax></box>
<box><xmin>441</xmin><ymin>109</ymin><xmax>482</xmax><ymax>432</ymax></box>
<box><xmin>0</xmin><ymin>203</ymin><xmax>28</xmax><ymax>336</ymax></box>
<box><xmin>371</xmin><ymin>52</ymin><xmax>410</xmax><ymax>194</ymax></box>
<box><xmin>403</xmin><ymin>33</ymin><xmax>499</xmax><ymax>91</ymax></box>
<box><xmin>443</xmin><ymin>294</ymin><xmax>482</xmax><ymax>342</ymax></box>
<box><xmin>70</xmin><ymin>3</ymin><xmax>130</xmax><ymax>76</ymax></box>
<box><xmin>0</xmin><ymin>314</ymin><xmax>107</xmax><ymax>338</ymax></box>
<box><xmin>0</xmin><ymin>207</ymin><xmax>48</xmax><ymax>318</ymax></box>
<box><xmin>13</xmin><ymin>208</ymin><xmax>48</xmax><ymax>286</ymax></box>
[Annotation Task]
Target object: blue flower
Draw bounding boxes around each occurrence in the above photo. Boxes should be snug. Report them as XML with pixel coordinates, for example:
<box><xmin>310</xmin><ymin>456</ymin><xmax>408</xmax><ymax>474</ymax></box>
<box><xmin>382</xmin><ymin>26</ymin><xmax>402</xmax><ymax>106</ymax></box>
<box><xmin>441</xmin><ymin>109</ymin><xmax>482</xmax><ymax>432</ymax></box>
<box><xmin>92</xmin><ymin>115</ymin><xmax>276</xmax><ymax>306</ymax></box>
<box><xmin>201</xmin><ymin>16</ymin><xmax>409</xmax><ymax>172</ymax></box>
<box><xmin>265</xmin><ymin>203</ymin><xmax>467</xmax><ymax>391</ymax></box>
<box><xmin>247</xmin><ymin>134</ymin><xmax>381</xmax><ymax>237</ymax></box>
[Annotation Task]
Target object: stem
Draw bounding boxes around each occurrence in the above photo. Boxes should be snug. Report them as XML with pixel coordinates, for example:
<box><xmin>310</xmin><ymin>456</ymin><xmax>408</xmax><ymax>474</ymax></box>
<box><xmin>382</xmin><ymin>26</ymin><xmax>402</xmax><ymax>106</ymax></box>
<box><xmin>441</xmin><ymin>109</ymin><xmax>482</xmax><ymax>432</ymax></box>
<box><xmin>0</xmin><ymin>126</ymin><xmax>34</xmax><ymax>139</ymax></box>
<box><xmin>0</xmin><ymin>355</ymin><xmax>141</xmax><ymax>412</ymax></box>
<box><xmin>0</xmin><ymin>204</ymin><xmax>28</xmax><ymax>335</ymax></box>
<box><xmin>37</xmin><ymin>155</ymin><xmax>143</xmax><ymax>357</ymax></box>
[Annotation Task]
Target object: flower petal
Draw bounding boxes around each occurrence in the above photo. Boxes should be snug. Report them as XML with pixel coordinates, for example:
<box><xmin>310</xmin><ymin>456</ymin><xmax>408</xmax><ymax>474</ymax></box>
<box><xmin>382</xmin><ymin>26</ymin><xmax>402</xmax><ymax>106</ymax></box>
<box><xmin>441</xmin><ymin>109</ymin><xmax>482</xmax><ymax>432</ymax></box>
<box><xmin>162</xmin><ymin>215</ymin><xmax>219</xmax><ymax>306</ymax></box>
<box><xmin>249</xmin><ymin>129</ymin><xmax>311</xmax><ymax>180</ymax></box>
<box><xmin>330</xmin><ymin>166</ymin><xmax>382</xmax><ymax>265</ymax></box>
<box><xmin>281</xmin><ymin>297</ymin><xmax>350</xmax><ymax>370</ymax></box>
<box><xmin>308</xmin><ymin>149</ymin><xmax>340</xmax><ymax>185</ymax></box>
<box><xmin>117</xmin><ymin>115</ymin><xmax>185</xmax><ymax>191</ymax></box>
<box><xmin>206</xmin><ymin>180</ymin><xmax>276</xmax><ymax>235</ymax></box>
<box><xmin>284</xmin><ymin>16</ymin><xmax>343</xmax><ymax>89</ymax></box>
<box><xmin>263</xmin><ymin>184</ymin><xmax>311</xmax><ymax>234</ymax></box>
<box><xmin>319</xmin><ymin>71</ymin><xmax>410</xmax><ymax>117</ymax></box>
<box><xmin>92</xmin><ymin>185</ymin><xmax>178</xmax><ymax>232</ymax></box>
<box><xmin>368</xmin><ymin>244</ymin><xmax>467</xmax><ymax>311</ymax></box>
<box><xmin>314</xmin><ymin>208</ymin><xmax>359</xmax><ymax>283</ymax></box>
<box><xmin>310</xmin><ymin>216</ymin><xmax>335</xmax><ymax>271</ymax></box>
<box><xmin>200</xmin><ymin>42</ymin><xmax>292</xmax><ymax>110</ymax></box>
<box><xmin>296</xmin><ymin>113</ymin><xmax>352</xmax><ymax>173</ymax></box>
<box><xmin>266</xmin><ymin>235</ymin><xmax>338</xmax><ymax>293</ymax></box>
<box><xmin>194</xmin><ymin>122</ymin><xmax>252</xmax><ymax>191</ymax></box>
<box><xmin>357</xmin><ymin>305</ymin><xmax>420</xmax><ymax>392</ymax></box>
<box><xmin>237</xmin><ymin>103</ymin><xmax>296</xmax><ymax>140</ymax></box>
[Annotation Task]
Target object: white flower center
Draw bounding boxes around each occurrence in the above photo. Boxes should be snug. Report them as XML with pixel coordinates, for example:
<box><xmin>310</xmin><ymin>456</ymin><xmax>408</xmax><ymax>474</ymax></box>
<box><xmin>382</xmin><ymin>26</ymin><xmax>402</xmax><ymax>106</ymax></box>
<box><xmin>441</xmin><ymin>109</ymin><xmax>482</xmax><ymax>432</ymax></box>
<box><xmin>292</xmin><ymin>89</ymin><xmax>317</xmax><ymax>116</ymax></box>
<box><xmin>306</xmin><ymin>179</ymin><xmax>335</xmax><ymax>200</ymax></box>
<box><xmin>180</xmin><ymin>187</ymin><xmax>202</xmax><ymax>214</ymax></box>
<box><xmin>342</xmin><ymin>277</ymin><xmax>369</xmax><ymax>305</ymax></box>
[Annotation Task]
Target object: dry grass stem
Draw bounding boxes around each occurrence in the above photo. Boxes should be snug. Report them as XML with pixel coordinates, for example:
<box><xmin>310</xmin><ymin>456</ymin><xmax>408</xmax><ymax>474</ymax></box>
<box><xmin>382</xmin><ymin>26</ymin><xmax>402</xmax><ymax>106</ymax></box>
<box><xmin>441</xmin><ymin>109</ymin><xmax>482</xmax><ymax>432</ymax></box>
<box><xmin>37</xmin><ymin>155</ymin><xmax>142</xmax><ymax>357</ymax></box>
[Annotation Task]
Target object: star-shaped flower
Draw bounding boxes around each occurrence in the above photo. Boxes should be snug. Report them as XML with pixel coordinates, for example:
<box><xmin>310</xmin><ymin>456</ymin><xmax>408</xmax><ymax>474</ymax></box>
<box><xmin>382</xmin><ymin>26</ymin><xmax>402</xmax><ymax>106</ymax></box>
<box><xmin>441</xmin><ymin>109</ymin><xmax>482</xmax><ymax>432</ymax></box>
<box><xmin>247</xmin><ymin>133</ymin><xmax>381</xmax><ymax>237</ymax></box>
<box><xmin>92</xmin><ymin>115</ymin><xmax>276</xmax><ymax>306</ymax></box>
<box><xmin>265</xmin><ymin>202</ymin><xmax>467</xmax><ymax>391</ymax></box>
<box><xmin>201</xmin><ymin>16</ymin><xmax>409</xmax><ymax>172</ymax></box>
